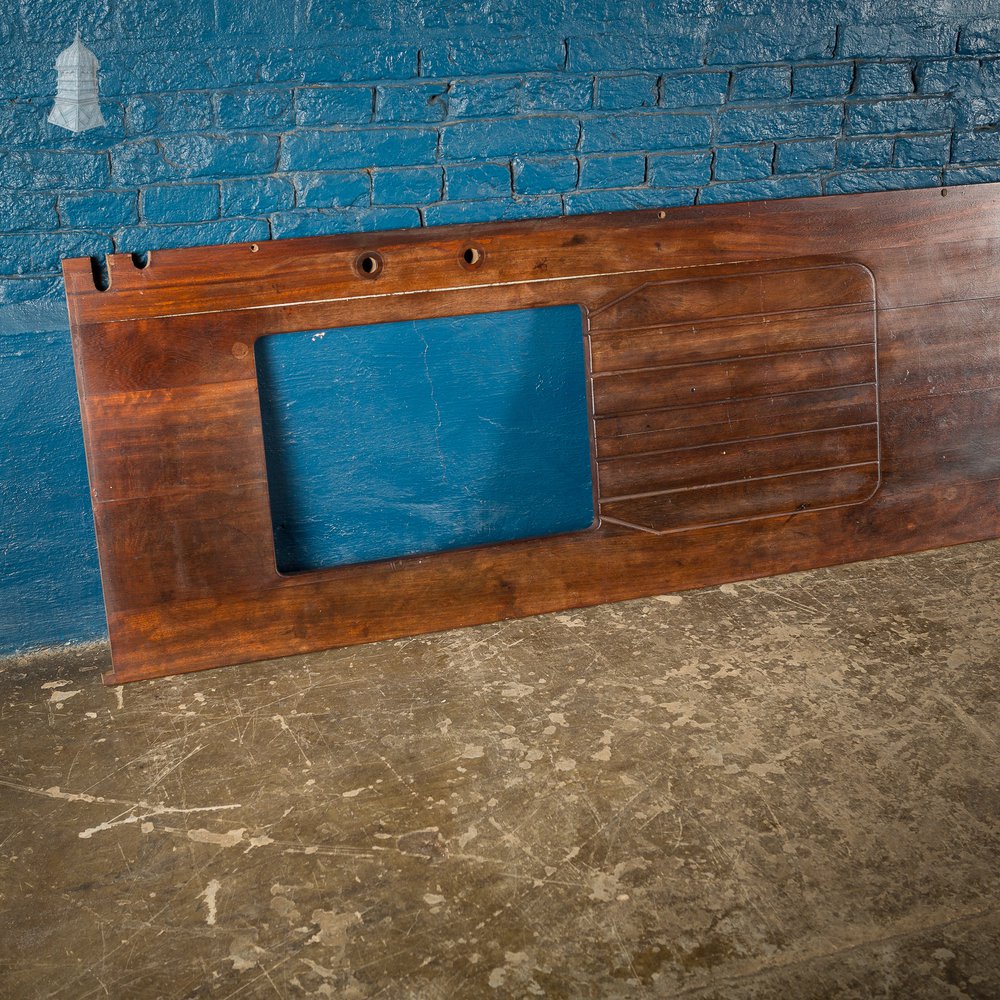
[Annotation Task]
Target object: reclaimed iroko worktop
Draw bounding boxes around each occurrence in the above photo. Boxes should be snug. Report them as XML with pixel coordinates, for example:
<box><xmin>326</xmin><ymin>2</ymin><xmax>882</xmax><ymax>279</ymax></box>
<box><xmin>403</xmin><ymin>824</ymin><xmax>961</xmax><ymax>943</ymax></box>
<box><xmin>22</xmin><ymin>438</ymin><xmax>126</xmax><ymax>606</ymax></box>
<box><xmin>64</xmin><ymin>185</ymin><xmax>1000</xmax><ymax>683</ymax></box>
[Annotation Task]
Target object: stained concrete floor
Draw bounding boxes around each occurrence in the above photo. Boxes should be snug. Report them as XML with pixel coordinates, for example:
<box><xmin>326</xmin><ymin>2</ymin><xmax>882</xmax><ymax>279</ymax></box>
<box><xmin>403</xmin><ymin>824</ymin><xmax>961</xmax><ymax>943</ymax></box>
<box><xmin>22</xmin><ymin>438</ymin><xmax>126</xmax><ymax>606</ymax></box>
<box><xmin>1</xmin><ymin>542</ymin><xmax>998</xmax><ymax>1000</ymax></box>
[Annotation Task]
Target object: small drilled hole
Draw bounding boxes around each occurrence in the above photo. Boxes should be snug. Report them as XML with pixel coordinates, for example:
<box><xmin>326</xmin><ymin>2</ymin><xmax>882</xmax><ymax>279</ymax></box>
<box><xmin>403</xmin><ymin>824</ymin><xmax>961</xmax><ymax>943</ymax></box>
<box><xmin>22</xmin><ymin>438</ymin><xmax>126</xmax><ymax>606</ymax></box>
<box><xmin>356</xmin><ymin>251</ymin><xmax>383</xmax><ymax>278</ymax></box>
<box><xmin>657</xmin><ymin>210</ymin><xmax>666</xmax><ymax>219</ymax></box>
<box><xmin>250</xmin><ymin>243</ymin><xmax>260</xmax><ymax>252</ymax></box>
<box><xmin>460</xmin><ymin>245</ymin><xmax>484</xmax><ymax>269</ymax></box>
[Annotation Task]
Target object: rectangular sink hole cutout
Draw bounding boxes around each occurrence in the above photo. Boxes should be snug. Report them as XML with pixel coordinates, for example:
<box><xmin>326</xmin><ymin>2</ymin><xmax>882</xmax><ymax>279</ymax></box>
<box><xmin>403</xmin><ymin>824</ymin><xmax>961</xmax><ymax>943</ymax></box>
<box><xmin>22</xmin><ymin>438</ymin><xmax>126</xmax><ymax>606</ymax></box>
<box><xmin>255</xmin><ymin>305</ymin><xmax>596</xmax><ymax>573</ymax></box>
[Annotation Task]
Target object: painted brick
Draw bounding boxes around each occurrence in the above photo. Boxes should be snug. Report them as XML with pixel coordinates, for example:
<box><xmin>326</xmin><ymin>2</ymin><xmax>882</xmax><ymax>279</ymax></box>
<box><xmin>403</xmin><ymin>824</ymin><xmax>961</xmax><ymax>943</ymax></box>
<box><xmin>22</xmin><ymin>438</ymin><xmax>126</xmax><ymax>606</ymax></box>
<box><xmin>447</xmin><ymin>76</ymin><xmax>593</xmax><ymax>119</ymax></box>
<box><xmin>0</xmin><ymin>276</ymin><xmax>64</xmax><ymax>305</ymax></box>
<box><xmin>216</xmin><ymin>89</ymin><xmax>295</xmax><ymax>129</ymax></box>
<box><xmin>292</xmin><ymin>171</ymin><xmax>370</xmax><ymax>209</ymax></box>
<box><xmin>409</xmin><ymin>1</ymin><xmax>561</xmax><ymax>31</ymax></box>
<box><xmin>0</xmin><ymin>231</ymin><xmax>114</xmax><ymax>275</ymax></box>
<box><xmin>115</xmin><ymin>218</ymin><xmax>270</xmax><ymax>253</ymax></box>
<box><xmin>776</xmin><ymin>140</ymin><xmax>837</xmax><ymax>173</ymax></box>
<box><xmin>838</xmin><ymin>24</ymin><xmax>956</xmax><ymax>59</ymax></box>
<box><xmin>0</xmin><ymin>98</ymin><xmax>49</xmax><ymax>150</ymax></box>
<box><xmin>565</xmin><ymin>186</ymin><xmax>694</xmax><ymax>215</ymax></box>
<box><xmin>521</xmin><ymin>77</ymin><xmax>594</xmax><ymax>112</ymax></box>
<box><xmin>221</xmin><ymin>177</ymin><xmax>295</xmax><ymax>216</ymax></box>
<box><xmin>447</xmin><ymin>79</ymin><xmax>522</xmax><ymax>118</ymax></box>
<box><xmin>648</xmin><ymin>152</ymin><xmax>713</xmax><ymax>187</ymax></box>
<box><xmin>660</xmin><ymin>71</ymin><xmax>729</xmax><ymax>109</ymax></box>
<box><xmin>446</xmin><ymin>163</ymin><xmax>512</xmax><ymax>200</ymax></box>
<box><xmin>0</xmin><ymin>320</ymin><xmax>109</xmax><ymax>653</ymax></box>
<box><xmin>824</xmin><ymin>168</ymin><xmax>941</xmax><ymax>195</ymax></box>
<box><xmin>718</xmin><ymin>104</ymin><xmax>843</xmax><ymax>143</ymax></box>
<box><xmin>567</xmin><ymin>34</ymin><xmax>703</xmax><ymax>73</ymax></box>
<box><xmin>714</xmin><ymin>145</ymin><xmax>773</xmax><ymax>181</ymax></box>
<box><xmin>916</xmin><ymin>59</ymin><xmax>983</xmax><ymax>94</ymax></box>
<box><xmin>422</xmin><ymin>196</ymin><xmax>563</xmax><ymax>226</ymax></box>
<box><xmin>846</xmin><ymin>98</ymin><xmax>954</xmax><ymax>136</ymax></box>
<box><xmin>18</xmin><ymin>0</ymin><xmax>119</xmax><ymax>44</ymax></box>
<box><xmin>853</xmin><ymin>62</ymin><xmax>914</xmax><ymax>97</ymax></box>
<box><xmin>957</xmin><ymin>102</ymin><xmax>1000</xmax><ymax>131</ymax></box>
<box><xmin>371</xmin><ymin>167</ymin><xmax>443</xmax><ymax>205</ymax></box>
<box><xmin>270</xmin><ymin>207</ymin><xmax>419</xmax><ymax>238</ymax></box>
<box><xmin>142</xmin><ymin>183</ymin><xmax>220</xmax><ymax>224</ymax></box>
<box><xmin>113</xmin><ymin>134</ymin><xmax>279</xmax><ymax>185</ymax></box>
<box><xmin>376</xmin><ymin>84</ymin><xmax>449</xmax><ymax>123</ymax></box>
<box><xmin>60</xmin><ymin>191</ymin><xmax>138</xmax><ymax>229</ymax></box>
<box><xmin>596</xmin><ymin>75</ymin><xmax>658</xmax><ymax>110</ymax></box>
<box><xmin>698</xmin><ymin>175</ymin><xmax>821</xmax><ymax>204</ymax></box>
<box><xmin>0</xmin><ymin>49</ymin><xmax>52</xmax><ymax>102</ymax></box>
<box><xmin>0</xmin><ymin>150</ymin><xmax>111</xmax><ymax>190</ymax></box>
<box><xmin>838</xmin><ymin>138</ymin><xmax>894</xmax><ymax>168</ymax></box>
<box><xmin>217</xmin><ymin>0</ymin><xmax>293</xmax><ymax>36</ymax></box>
<box><xmin>730</xmin><ymin>66</ymin><xmax>791</xmax><ymax>102</ymax></box>
<box><xmin>0</xmin><ymin>191</ymin><xmax>58</xmax><ymax>232</ymax></box>
<box><xmin>301</xmin><ymin>0</ymin><xmax>394</xmax><ymax>33</ymax></box>
<box><xmin>120</xmin><ymin>0</ymin><xmax>216</xmax><ymax>41</ymax></box>
<box><xmin>261</xmin><ymin>44</ymin><xmax>417</xmax><ymax>84</ymax></box>
<box><xmin>420</xmin><ymin>36</ymin><xmax>566</xmax><ymax>77</ymax></box>
<box><xmin>280</xmin><ymin>127</ymin><xmax>438</xmax><ymax>171</ymax></box>
<box><xmin>578</xmin><ymin>154</ymin><xmax>645</xmax><ymax>189</ymax></box>
<box><xmin>959</xmin><ymin>19</ymin><xmax>1000</xmax><ymax>55</ymax></box>
<box><xmin>952</xmin><ymin>131</ymin><xmax>1000</xmax><ymax>163</ymax></box>
<box><xmin>945</xmin><ymin>164</ymin><xmax>1000</xmax><ymax>184</ymax></box>
<box><xmin>895</xmin><ymin>134</ymin><xmax>951</xmax><ymax>167</ymax></box>
<box><xmin>513</xmin><ymin>156</ymin><xmax>579</xmax><ymax>195</ymax></box>
<box><xmin>580</xmin><ymin>113</ymin><xmax>712</xmax><ymax>153</ymax></box>
<box><xmin>103</xmin><ymin>47</ymin><xmax>253</xmax><ymax>99</ymax></box>
<box><xmin>296</xmin><ymin>87</ymin><xmax>374</xmax><ymax>126</ymax></box>
<box><xmin>967</xmin><ymin>58</ymin><xmax>1000</xmax><ymax>90</ymax></box>
<box><xmin>792</xmin><ymin>63</ymin><xmax>854</xmax><ymax>99</ymax></box>
<box><xmin>441</xmin><ymin>117</ymin><xmax>578</xmax><ymax>160</ymax></box>
<box><xmin>125</xmin><ymin>93</ymin><xmax>214</xmax><ymax>136</ymax></box>
<box><xmin>706</xmin><ymin>23</ymin><xmax>835</xmax><ymax>65</ymax></box>
<box><xmin>0</xmin><ymin>6</ymin><xmax>16</xmax><ymax>39</ymax></box>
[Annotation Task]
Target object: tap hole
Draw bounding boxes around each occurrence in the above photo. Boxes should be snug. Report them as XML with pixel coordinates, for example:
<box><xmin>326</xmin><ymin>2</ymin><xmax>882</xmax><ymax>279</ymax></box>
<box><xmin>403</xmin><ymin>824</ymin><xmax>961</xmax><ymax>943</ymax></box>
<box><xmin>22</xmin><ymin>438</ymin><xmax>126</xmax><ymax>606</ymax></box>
<box><xmin>89</xmin><ymin>256</ymin><xmax>110</xmax><ymax>291</ymax></box>
<box><xmin>461</xmin><ymin>245</ymin><xmax>484</xmax><ymax>269</ymax></box>
<box><xmin>356</xmin><ymin>251</ymin><xmax>383</xmax><ymax>278</ymax></box>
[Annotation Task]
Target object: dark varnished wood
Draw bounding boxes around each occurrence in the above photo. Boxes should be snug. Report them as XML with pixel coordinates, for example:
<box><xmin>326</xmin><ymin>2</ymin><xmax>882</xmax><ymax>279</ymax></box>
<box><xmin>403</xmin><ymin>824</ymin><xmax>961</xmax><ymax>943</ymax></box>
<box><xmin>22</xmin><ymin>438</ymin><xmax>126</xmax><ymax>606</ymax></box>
<box><xmin>64</xmin><ymin>184</ymin><xmax>1000</xmax><ymax>683</ymax></box>
<box><xmin>595</xmin><ymin>384</ymin><xmax>879</xmax><ymax>459</ymax></box>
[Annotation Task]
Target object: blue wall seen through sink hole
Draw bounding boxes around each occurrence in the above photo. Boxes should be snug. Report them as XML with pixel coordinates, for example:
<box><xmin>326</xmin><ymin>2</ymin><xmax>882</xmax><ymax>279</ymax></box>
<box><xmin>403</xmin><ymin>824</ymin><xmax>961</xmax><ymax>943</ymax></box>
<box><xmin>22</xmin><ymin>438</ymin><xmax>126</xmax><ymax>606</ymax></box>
<box><xmin>256</xmin><ymin>307</ymin><xmax>595</xmax><ymax>572</ymax></box>
<box><xmin>4</xmin><ymin>0</ymin><xmax>1000</xmax><ymax>652</ymax></box>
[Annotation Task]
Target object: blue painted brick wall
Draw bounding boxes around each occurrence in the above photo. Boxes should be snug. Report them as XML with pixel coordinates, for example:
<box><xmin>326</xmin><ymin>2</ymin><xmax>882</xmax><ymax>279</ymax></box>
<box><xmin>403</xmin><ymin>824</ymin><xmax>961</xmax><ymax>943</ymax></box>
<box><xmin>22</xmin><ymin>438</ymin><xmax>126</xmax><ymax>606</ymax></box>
<box><xmin>3</xmin><ymin>0</ymin><xmax>1000</xmax><ymax>653</ymax></box>
<box><xmin>4</xmin><ymin>2</ymin><xmax>1000</xmax><ymax>304</ymax></box>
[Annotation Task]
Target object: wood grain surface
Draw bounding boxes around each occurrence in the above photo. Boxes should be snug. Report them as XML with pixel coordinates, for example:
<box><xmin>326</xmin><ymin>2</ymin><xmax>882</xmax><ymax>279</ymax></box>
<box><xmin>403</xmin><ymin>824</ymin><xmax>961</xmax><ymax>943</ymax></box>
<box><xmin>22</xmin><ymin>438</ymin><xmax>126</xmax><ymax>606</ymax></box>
<box><xmin>64</xmin><ymin>184</ymin><xmax>1000</xmax><ymax>683</ymax></box>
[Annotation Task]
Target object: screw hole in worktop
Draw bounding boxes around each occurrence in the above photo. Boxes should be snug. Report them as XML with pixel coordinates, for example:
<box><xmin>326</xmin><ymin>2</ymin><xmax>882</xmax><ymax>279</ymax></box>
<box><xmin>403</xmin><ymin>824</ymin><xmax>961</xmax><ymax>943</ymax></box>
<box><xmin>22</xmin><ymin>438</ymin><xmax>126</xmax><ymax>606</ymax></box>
<box><xmin>460</xmin><ymin>245</ymin><xmax>484</xmax><ymax>269</ymax></box>
<box><xmin>356</xmin><ymin>251</ymin><xmax>384</xmax><ymax>278</ymax></box>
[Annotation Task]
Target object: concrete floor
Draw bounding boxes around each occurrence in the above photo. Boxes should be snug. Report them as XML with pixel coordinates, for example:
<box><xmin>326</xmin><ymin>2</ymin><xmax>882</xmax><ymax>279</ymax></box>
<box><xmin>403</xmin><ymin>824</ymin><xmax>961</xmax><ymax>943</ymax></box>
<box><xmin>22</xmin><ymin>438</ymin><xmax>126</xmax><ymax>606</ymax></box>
<box><xmin>1</xmin><ymin>542</ymin><xmax>998</xmax><ymax>1000</ymax></box>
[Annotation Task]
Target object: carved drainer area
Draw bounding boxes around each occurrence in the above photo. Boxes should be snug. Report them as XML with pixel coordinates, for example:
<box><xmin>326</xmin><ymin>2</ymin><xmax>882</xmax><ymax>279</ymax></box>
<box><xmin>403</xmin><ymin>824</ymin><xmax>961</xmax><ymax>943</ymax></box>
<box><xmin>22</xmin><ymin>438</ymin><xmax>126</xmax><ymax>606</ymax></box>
<box><xmin>589</xmin><ymin>264</ymin><xmax>880</xmax><ymax>534</ymax></box>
